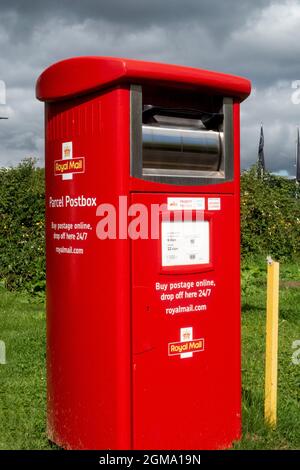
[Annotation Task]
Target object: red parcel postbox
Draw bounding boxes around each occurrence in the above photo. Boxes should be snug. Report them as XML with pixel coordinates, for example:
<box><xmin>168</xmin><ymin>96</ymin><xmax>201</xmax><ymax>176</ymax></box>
<box><xmin>36</xmin><ymin>57</ymin><xmax>251</xmax><ymax>450</ymax></box>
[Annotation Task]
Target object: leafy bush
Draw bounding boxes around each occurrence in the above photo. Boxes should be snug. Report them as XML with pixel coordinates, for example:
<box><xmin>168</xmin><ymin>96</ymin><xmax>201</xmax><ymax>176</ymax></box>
<box><xmin>0</xmin><ymin>160</ymin><xmax>299</xmax><ymax>295</ymax></box>
<box><xmin>0</xmin><ymin>158</ymin><xmax>45</xmax><ymax>295</ymax></box>
<box><xmin>241</xmin><ymin>166</ymin><xmax>300</xmax><ymax>260</ymax></box>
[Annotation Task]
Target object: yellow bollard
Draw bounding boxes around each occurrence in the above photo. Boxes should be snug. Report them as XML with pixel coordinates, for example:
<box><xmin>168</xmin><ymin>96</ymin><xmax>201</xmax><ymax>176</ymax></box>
<box><xmin>264</xmin><ymin>257</ymin><xmax>280</xmax><ymax>428</ymax></box>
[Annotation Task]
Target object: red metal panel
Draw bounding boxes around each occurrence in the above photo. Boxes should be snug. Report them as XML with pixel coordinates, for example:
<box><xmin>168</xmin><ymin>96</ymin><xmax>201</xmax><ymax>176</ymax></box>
<box><xmin>36</xmin><ymin>57</ymin><xmax>251</xmax><ymax>103</ymax></box>
<box><xmin>131</xmin><ymin>192</ymin><xmax>240</xmax><ymax>450</ymax></box>
<box><xmin>45</xmin><ymin>87</ymin><xmax>131</xmax><ymax>449</ymax></box>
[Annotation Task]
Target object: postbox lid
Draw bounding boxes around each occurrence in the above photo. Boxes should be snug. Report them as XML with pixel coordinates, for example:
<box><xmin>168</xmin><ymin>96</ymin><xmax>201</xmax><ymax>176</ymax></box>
<box><xmin>36</xmin><ymin>56</ymin><xmax>251</xmax><ymax>102</ymax></box>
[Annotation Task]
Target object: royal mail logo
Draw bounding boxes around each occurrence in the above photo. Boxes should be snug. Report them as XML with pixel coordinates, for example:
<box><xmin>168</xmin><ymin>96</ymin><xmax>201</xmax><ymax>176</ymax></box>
<box><xmin>55</xmin><ymin>142</ymin><xmax>85</xmax><ymax>180</ymax></box>
<box><xmin>168</xmin><ymin>327</ymin><xmax>205</xmax><ymax>358</ymax></box>
<box><xmin>168</xmin><ymin>338</ymin><xmax>204</xmax><ymax>357</ymax></box>
<box><xmin>54</xmin><ymin>157</ymin><xmax>85</xmax><ymax>177</ymax></box>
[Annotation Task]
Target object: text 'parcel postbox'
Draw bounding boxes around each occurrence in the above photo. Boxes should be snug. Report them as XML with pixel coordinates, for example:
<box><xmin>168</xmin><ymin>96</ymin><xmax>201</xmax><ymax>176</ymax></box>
<box><xmin>36</xmin><ymin>57</ymin><xmax>251</xmax><ymax>450</ymax></box>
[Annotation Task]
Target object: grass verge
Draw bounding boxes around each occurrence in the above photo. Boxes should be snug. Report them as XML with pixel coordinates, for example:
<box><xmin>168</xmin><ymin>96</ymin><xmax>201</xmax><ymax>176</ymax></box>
<box><xmin>0</xmin><ymin>260</ymin><xmax>299</xmax><ymax>449</ymax></box>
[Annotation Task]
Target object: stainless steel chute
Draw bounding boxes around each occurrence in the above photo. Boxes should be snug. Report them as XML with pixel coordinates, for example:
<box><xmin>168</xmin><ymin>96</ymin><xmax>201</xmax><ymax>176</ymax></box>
<box><xmin>142</xmin><ymin>124</ymin><xmax>223</xmax><ymax>175</ymax></box>
<box><xmin>130</xmin><ymin>92</ymin><xmax>233</xmax><ymax>184</ymax></box>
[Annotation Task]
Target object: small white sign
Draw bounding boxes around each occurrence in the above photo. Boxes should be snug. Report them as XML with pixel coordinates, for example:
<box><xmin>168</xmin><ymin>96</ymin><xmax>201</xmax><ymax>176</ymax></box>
<box><xmin>161</xmin><ymin>220</ymin><xmax>210</xmax><ymax>267</ymax></box>
<box><xmin>0</xmin><ymin>340</ymin><xmax>6</xmax><ymax>364</ymax></box>
<box><xmin>62</xmin><ymin>142</ymin><xmax>73</xmax><ymax>181</ymax></box>
<box><xmin>167</xmin><ymin>197</ymin><xmax>205</xmax><ymax>211</ymax></box>
<box><xmin>208</xmin><ymin>198</ymin><xmax>221</xmax><ymax>211</ymax></box>
<box><xmin>180</xmin><ymin>327</ymin><xmax>193</xmax><ymax>359</ymax></box>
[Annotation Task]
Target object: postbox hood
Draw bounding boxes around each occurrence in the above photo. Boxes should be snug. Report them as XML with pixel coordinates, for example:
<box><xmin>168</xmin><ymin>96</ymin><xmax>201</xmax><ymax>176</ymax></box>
<box><xmin>36</xmin><ymin>56</ymin><xmax>251</xmax><ymax>103</ymax></box>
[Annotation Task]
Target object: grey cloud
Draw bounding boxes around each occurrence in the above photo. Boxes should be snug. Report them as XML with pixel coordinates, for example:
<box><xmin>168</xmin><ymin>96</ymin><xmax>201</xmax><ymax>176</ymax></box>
<box><xmin>241</xmin><ymin>83</ymin><xmax>300</xmax><ymax>175</ymax></box>
<box><xmin>0</xmin><ymin>1</ymin><xmax>269</xmax><ymax>29</ymax></box>
<box><xmin>0</xmin><ymin>0</ymin><xmax>300</xmax><ymax>174</ymax></box>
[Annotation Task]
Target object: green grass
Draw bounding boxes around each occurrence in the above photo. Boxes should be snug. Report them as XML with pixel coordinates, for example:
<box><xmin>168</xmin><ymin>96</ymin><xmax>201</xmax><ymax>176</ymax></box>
<box><xmin>0</xmin><ymin>285</ymin><xmax>51</xmax><ymax>449</ymax></box>
<box><xmin>0</xmin><ymin>261</ymin><xmax>299</xmax><ymax>450</ymax></box>
<box><xmin>235</xmin><ymin>259</ymin><xmax>300</xmax><ymax>449</ymax></box>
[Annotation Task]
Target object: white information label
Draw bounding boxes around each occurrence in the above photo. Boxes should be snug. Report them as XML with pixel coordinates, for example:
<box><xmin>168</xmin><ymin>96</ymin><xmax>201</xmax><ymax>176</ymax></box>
<box><xmin>208</xmin><ymin>198</ymin><xmax>221</xmax><ymax>211</ymax></box>
<box><xmin>161</xmin><ymin>220</ymin><xmax>210</xmax><ymax>267</ymax></box>
<box><xmin>180</xmin><ymin>327</ymin><xmax>193</xmax><ymax>359</ymax></box>
<box><xmin>167</xmin><ymin>197</ymin><xmax>205</xmax><ymax>211</ymax></box>
<box><xmin>62</xmin><ymin>141</ymin><xmax>73</xmax><ymax>181</ymax></box>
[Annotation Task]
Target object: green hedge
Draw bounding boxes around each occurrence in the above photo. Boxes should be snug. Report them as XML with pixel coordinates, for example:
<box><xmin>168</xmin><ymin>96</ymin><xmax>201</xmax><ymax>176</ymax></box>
<box><xmin>0</xmin><ymin>159</ymin><xmax>45</xmax><ymax>295</ymax></box>
<box><xmin>241</xmin><ymin>166</ymin><xmax>300</xmax><ymax>259</ymax></box>
<box><xmin>0</xmin><ymin>160</ymin><xmax>299</xmax><ymax>295</ymax></box>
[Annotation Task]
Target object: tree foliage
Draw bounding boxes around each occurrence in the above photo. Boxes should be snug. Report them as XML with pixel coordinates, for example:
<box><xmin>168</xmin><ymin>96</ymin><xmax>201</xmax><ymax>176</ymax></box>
<box><xmin>241</xmin><ymin>166</ymin><xmax>300</xmax><ymax>259</ymax></box>
<box><xmin>0</xmin><ymin>160</ymin><xmax>299</xmax><ymax>295</ymax></box>
<box><xmin>0</xmin><ymin>158</ymin><xmax>45</xmax><ymax>295</ymax></box>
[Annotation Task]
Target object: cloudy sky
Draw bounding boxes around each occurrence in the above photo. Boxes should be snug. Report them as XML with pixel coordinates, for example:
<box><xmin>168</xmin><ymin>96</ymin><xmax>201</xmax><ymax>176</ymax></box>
<box><xmin>0</xmin><ymin>0</ymin><xmax>300</xmax><ymax>175</ymax></box>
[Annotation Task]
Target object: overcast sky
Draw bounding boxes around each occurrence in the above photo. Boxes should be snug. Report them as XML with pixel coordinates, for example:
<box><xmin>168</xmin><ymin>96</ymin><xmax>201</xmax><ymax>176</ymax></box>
<box><xmin>0</xmin><ymin>0</ymin><xmax>300</xmax><ymax>175</ymax></box>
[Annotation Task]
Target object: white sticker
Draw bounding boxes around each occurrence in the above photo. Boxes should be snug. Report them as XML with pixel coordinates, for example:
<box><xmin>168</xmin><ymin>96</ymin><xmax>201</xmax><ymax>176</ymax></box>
<box><xmin>161</xmin><ymin>220</ymin><xmax>210</xmax><ymax>267</ymax></box>
<box><xmin>62</xmin><ymin>142</ymin><xmax>73</xmax><ymax>180</ymax></box>
<box><xmin>180</xmin><ymin>327</ymin><xmax>193</xmax><ymax>358</ymax></box>
<box><xmin>208</xmin><ymin>198</ymin><xmax>221</xmax><ymax>211</ymax></box>
<box><xmin>167</xmin><ymin>197</ymin><xmax>205</xmax><ymax>211</ymax></box>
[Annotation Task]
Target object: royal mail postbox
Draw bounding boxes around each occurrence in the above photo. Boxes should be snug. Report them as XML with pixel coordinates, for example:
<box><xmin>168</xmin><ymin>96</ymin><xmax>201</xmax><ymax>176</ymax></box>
<box><xmin>36</xmin><ymin>57</ymin><xmax>251</xmax><ymax>450</ymax></box>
